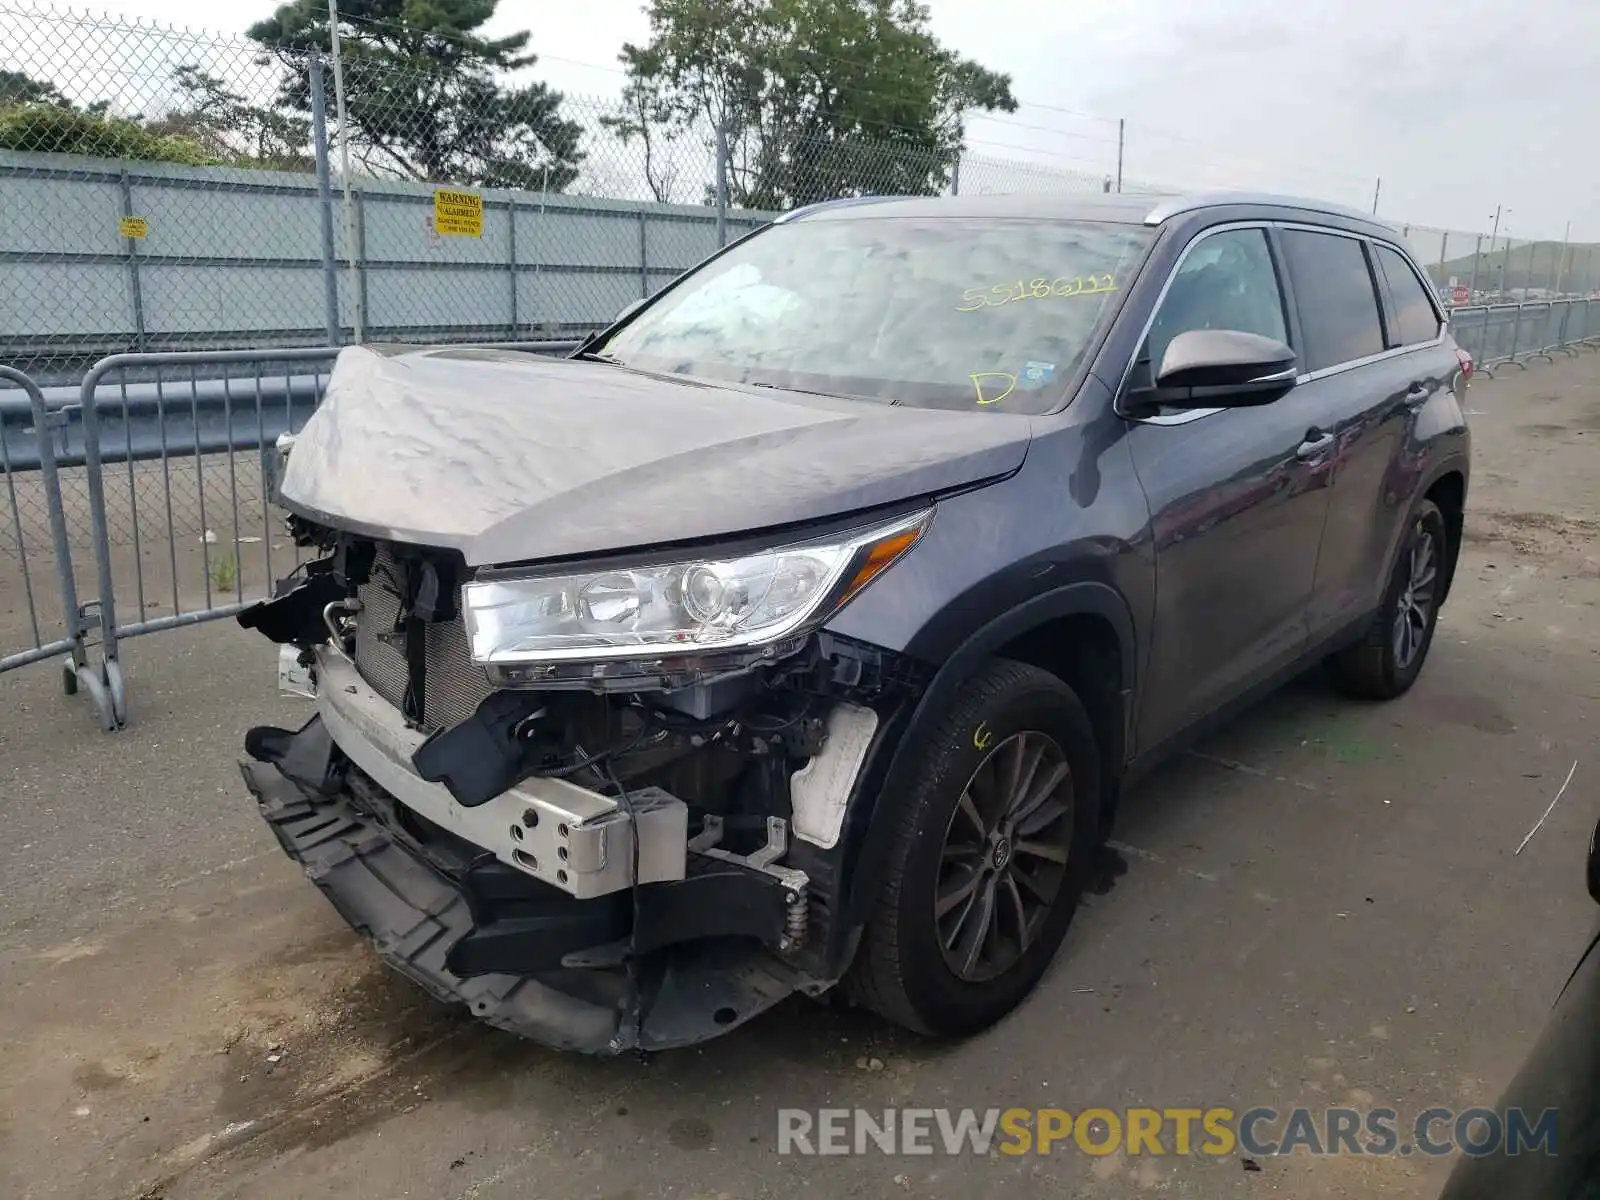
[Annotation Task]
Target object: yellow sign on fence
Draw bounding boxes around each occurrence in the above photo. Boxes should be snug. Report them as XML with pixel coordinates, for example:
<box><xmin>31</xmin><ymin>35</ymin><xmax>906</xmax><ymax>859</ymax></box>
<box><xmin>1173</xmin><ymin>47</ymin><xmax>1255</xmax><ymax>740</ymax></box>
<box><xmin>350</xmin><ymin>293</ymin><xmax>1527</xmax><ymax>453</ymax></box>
<box><xmin>118</xmin><ymin>216</ymin><xmax>148</xmax><ymax>239</ymax></box>
<box><xmin>433</xmin><ymin>189</ymin><xmax>483</xmax><ymax>237</ymax></box>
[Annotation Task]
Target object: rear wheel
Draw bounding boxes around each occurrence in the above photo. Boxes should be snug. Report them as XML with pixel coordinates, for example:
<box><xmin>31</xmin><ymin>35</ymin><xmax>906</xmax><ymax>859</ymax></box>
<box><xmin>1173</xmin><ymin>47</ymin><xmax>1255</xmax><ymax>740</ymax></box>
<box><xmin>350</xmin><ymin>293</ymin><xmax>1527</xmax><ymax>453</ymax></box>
<box><xmin>1327</xmin><ymin>499</ymin><xmax>1447</xmax><ymax>700</ymax></box>
<box><xmin>847</xmin><ymin>659</ymin><xmax>1101</xmax><ymax>1036</ymax></box>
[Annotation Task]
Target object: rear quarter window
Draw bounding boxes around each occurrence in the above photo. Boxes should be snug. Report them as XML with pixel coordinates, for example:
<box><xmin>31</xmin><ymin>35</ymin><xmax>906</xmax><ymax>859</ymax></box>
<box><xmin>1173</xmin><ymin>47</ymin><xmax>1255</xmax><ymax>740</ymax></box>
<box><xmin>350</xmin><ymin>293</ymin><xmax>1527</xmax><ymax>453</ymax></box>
<box><xmin>1279</xmin><ymin>229</ymin><xmax>1386</xmax><ymax>372</ymax></box>
<box><xmin>1374</xmin><ymin>243</ymin><xmax>1443</xmax><ymax>346</ymax></box>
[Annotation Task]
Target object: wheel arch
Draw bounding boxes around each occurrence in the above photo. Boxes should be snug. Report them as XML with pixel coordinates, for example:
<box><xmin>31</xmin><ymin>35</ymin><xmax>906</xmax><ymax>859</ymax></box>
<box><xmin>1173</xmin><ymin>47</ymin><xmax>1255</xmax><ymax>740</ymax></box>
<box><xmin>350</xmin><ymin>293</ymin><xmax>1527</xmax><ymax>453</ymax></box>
<box><xmin>837</xmin><ymin>581</ymin><xmax>1138</xmax><ymax>940</ymax></box>
<box><xmin>1423</xmin><ymin>466</ymin><xmax>1467</xmax><ymax>603</ymax></box>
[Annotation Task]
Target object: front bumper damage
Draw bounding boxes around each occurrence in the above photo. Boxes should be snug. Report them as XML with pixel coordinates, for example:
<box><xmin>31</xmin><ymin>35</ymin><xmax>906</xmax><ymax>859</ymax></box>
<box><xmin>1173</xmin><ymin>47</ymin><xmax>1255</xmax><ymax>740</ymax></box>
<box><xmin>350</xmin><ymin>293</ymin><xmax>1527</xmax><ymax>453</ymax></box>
<box><xmin>243</xmin><ymin>644</ymin><xmax>899</xmax><ymax>1054</ymax></box>
<box><xmin>246</xmin><ymin>747</ymin><xmax>807</xmax><ymax>1053</ymax></box>
<box><xmin>238</xmin><ymin>524</ymin><xmax>927</xmax><ymax>1053</ymax></box>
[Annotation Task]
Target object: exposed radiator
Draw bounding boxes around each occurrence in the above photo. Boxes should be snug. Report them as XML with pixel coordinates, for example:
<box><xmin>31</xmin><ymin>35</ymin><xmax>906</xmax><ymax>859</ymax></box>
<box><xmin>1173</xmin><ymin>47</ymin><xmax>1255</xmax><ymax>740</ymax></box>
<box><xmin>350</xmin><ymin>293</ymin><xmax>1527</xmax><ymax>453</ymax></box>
<box><xmin>352</xmin><ymin>546</ymin><xmax>493</xmax><ymax>733</ymax></box>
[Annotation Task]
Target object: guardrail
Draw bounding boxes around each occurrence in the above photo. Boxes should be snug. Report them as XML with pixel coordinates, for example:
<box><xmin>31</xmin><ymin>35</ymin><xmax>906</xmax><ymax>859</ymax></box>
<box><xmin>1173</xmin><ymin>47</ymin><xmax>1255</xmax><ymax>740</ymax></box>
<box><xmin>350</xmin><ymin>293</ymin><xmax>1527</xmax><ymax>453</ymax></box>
<box><xmin>0</xmin><ymin>321</ymin><xmax>1593</xmax><ymax>734</ymax></box>
<box><xmin>1</xmin><ymin>339</ymin><xmax>581</xmax><ymax>474</ymax></box>
<box><xmin>10</xmin><ymin>304</ymin><xmax>1594</xmax><ymax>480</ymax></box>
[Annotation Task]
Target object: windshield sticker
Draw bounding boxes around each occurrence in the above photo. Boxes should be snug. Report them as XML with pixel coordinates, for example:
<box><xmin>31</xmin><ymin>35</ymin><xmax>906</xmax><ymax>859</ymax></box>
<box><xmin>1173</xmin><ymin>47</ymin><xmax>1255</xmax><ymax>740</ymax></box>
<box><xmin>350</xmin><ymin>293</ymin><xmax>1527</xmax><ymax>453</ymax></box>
<box><xmin>1018</xmin><ymin>361</ymin><xmax>1057</xmax><ymax>389</ymax></box>
<box><xmin>956</xmin><ymin>275</ymin><xmax>1118</xmax><ymax>312</ymax></box>
<box><xmin>970</xmin><ymin>372</ymin><xmax>1017</xmax><ymax>406</ymax></box>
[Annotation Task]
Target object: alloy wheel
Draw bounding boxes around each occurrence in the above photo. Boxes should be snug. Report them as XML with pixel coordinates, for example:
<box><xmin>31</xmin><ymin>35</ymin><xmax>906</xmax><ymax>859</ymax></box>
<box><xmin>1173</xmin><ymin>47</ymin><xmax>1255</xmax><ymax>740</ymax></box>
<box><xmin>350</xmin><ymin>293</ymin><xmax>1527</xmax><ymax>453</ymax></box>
<box><xmin>934</xmin><ymin>731</ymin><xmax>1075</xmax><ymax>983</ymax></box>
<box><xmin>1393</xmin><ymin>521</ymin><xmax>1438</xmax><ymax>670</ymax></box>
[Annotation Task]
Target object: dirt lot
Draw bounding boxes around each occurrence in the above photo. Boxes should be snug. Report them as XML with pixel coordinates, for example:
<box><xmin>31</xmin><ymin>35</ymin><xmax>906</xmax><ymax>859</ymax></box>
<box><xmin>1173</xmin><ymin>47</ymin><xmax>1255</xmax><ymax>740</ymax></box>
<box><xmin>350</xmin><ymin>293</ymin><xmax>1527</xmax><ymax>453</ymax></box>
<box><xmin>1</xmin><ymin>352</ymin><xmax>1597</xmax><ymax>1199</ymax></box>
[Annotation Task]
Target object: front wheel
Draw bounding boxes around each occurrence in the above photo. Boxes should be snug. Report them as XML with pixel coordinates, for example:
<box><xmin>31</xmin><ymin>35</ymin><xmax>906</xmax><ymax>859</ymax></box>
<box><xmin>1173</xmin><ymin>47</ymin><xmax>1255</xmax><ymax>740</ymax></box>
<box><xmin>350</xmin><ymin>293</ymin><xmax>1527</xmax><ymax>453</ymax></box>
<box><xmin>1327</xmin><ymin>498</ymin><xmax>1448</xmax><ymax>700</ymax></box>
<box><xmin>846</xmin><ymin>659</ymin><xmax>1102</xmax><ymax>1037</ymax></box>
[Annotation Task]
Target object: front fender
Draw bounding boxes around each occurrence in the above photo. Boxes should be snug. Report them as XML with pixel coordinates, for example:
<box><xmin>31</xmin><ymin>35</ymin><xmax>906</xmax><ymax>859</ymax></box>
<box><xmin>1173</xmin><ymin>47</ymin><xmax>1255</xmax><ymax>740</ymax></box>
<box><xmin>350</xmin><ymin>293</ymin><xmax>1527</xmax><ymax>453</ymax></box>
<box><xmin>825</xmin><ymin>578</ymin><xmax>1141</xmax><ymax>963</ymax></box>
<box><xmin>813</xmin><ymin>409</ymin><xmax>1154</xmax><ymax>972</ymax></box>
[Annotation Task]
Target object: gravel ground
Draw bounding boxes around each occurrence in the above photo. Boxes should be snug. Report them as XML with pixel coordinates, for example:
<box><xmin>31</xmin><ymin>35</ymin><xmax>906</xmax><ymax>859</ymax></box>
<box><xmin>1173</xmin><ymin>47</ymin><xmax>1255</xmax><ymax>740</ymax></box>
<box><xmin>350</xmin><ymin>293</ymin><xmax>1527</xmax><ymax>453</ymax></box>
<box><xmin>1</xmin><ymin>351</ymin><xmax>1597</xmax><ymax>1200</ymax></box>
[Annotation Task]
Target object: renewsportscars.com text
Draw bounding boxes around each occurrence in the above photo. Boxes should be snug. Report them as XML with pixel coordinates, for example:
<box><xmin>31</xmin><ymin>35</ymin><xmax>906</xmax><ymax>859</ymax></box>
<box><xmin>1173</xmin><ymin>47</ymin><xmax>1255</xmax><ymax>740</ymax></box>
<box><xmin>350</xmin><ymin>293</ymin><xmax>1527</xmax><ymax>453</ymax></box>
<box><xmin>777</xmin><ymin>1106</ymin><xmax>1558</xmax><ymax>1158</ymax></box>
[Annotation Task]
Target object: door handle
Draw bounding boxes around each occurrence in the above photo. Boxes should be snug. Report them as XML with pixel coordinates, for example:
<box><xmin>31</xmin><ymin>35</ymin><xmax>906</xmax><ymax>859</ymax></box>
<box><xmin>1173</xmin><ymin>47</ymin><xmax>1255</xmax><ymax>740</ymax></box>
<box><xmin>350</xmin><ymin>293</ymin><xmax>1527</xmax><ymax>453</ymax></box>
<box><xmin>1296</xmin><ymin>429</ymin><xmax>1336</xmax><ymax>460</ymax></box>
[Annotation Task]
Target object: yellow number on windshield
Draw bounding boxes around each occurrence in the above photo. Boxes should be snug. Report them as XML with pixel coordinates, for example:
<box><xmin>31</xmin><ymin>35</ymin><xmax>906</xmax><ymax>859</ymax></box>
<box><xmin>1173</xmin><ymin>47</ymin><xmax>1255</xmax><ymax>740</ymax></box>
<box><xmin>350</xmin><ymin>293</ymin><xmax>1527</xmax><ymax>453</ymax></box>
<box><xmin>956</xmin><ymin>275</ymin><xmax>1119</xmax><ymax>311</ymax></box>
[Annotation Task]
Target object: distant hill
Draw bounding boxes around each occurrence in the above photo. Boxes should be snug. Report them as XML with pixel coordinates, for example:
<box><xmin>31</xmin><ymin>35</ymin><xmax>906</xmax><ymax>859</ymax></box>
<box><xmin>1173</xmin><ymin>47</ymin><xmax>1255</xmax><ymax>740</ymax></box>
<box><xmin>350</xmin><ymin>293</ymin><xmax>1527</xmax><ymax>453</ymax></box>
<box><xmin>1422</xmin><ymin>240</ymin><xmax>1600</xmax><ymax>295</ymax></box>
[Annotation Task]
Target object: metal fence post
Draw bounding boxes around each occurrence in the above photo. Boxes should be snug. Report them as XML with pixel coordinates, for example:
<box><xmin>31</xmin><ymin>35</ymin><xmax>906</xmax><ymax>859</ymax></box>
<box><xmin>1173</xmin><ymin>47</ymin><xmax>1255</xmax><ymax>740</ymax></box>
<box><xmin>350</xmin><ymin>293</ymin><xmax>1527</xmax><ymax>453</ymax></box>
<box><xmin>950</xmin><ymin>153</ymin><xmax>961</xmax><ymax>197</ymax></box>
<box><xmin>74</xmin><ymin>372</ymin><xmax>126</xmax><ymax>727</ymax></box>
<box><xmin>638</xmin><ymin>209</ymin><xmax>649</xmax><ymax>299</ymax></box>
<box><xmin>0</xmin><ymin>367</ymin><xmax>113</xmax><ymax>727</ymax></box>
<box><xmin>508</xmin><ymin>197</ymin><xmax>520</xmax><ymax>336</ymax></box>
<box><xmin>1468</xmin><ymin>235</ymin><xmax>1482</xmax><ymax>296</ymax></box>
<box><xmin>715</xmin><ymin>122</ymin><xmax>729</xmax><ymax>248</ymax></box>
<box><xmin>308</xmin><ymin>56</ymin><xmax>342</xmax><ymax>346</ymax></box>
<box><xmin>355</xmin><ymin>188</ymin><xmax>369</xmax><ymax>337</ymax></box>
<box><xmin>117</xmin><ymin>167</ymin><xmax>147</xmax><ymax>353</ymax></box>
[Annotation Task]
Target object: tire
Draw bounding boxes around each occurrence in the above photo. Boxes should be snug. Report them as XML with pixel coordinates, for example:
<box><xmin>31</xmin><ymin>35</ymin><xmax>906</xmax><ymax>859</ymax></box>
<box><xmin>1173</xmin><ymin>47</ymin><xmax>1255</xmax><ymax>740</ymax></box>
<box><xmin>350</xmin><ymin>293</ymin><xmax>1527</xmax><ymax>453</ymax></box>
<box><xmin>846</xmin><ymin>659</ymin><xmax>1102</xmax><ymax>1037</ymax></box>
<box><xmin>1327</xmin><ymin>498</ymin><xmax>1448</xmax><ymax>700</ymax></box>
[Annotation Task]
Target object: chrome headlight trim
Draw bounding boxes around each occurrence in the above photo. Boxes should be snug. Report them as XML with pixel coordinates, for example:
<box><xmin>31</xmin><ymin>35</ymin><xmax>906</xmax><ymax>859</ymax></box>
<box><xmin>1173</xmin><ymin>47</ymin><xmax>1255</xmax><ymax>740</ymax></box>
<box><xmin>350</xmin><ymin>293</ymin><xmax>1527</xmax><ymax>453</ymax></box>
<box><xmin>461</xmin><ymin>508</ymin><xmax>932</xmax><ymax>666</ymax></box>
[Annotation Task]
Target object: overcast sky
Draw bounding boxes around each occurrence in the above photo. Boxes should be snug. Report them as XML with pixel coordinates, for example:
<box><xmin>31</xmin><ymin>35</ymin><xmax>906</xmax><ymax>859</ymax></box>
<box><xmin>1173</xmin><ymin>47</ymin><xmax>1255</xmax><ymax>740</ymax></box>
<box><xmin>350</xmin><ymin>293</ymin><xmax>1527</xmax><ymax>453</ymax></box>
<box><xmin>33</xmin><ymin>0</ymin><xmax>1599</xmax><ymax>242</ymax></box>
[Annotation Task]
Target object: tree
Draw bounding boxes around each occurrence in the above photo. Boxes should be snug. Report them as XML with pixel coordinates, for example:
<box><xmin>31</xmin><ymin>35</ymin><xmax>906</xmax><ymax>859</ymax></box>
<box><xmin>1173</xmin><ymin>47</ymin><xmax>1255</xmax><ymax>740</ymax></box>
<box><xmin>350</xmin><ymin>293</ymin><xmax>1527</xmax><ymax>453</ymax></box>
<box><xmin>0</xmin><ymin>103</ymin><xmax>216</xmax><ymax>164</ymax></box>
<box><xmin>0</xmin><ymin>69</ymin><xmax>68</xmax><ymax>108</ymax></box>
<box><xmin>247</xmin><ymin>0</ymin><xmax>583</xmax><ymax>189</ymax></box>
<box><xmin>141</xmin><ymin>66</ymin><xmax>313</xmax><ymax>171</ymax></box>
<box><xmin>607</xmin><ymin>0</ymin><xmax>1017</xmax><ymax>209</ymax></box>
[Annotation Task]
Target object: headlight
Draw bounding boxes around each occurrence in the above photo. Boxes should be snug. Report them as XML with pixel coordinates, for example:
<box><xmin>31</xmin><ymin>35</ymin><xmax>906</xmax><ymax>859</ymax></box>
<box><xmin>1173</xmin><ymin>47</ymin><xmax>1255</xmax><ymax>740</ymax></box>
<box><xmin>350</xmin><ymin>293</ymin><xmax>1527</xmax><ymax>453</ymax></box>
<box><xmin>462</xmin><ymin>508</ymin><xmax>930</xmax><ymax>669</ymax></box>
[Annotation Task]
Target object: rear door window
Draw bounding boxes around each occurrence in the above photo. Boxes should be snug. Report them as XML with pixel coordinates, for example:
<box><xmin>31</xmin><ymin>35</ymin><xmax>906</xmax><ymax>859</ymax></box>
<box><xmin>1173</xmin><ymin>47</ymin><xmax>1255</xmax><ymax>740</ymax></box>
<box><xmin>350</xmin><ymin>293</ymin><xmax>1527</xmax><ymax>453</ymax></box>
<box><xmin>1279</xmin><ymin>229</ymin><xmax>1386</xmax><ymax>371</ymax></box>
<box><xmin>1374</xmin><ymin>243</ymin><xmax>1443</xmax><ymax>346</ymax></box>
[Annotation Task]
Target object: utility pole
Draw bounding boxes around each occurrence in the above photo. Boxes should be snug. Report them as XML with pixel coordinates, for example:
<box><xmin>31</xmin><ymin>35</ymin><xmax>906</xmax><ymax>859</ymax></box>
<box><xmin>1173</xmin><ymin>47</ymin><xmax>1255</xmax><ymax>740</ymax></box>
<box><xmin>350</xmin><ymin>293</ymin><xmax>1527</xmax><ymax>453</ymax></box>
<box><xmin>1115</xmin><ymin>119</ymin><xmax>1124</xmax><ymax>194</ymax></box>
<box><xmin>1371</xmin><ymin>178</ymin><xmax>1381</xmax><ymax>215</ymax></box>
<box><xmin>1554</xmin><ymin>220</ymin><xmax>1571</xmax><ymax>294</ymax></box>
<box><xmin>1487</xmin><ymin>205</ymin><xmax>1503</xmax><ymax>299</ymax></box>
<box><xmin>1503</xmin><ymin>223</ymin><xmax>1514</xmax><ymax>298</ymax></box>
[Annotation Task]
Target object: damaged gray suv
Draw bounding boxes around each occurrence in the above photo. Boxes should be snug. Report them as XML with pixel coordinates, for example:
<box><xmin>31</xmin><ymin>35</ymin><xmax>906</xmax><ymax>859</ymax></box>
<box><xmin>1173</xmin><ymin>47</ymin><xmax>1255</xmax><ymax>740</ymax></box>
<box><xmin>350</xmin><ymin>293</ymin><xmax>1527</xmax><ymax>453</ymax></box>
<box><xmin>240</xmin><ymin>191</ymin><xmax>1472</xmax><ymax>1053</ymax></box>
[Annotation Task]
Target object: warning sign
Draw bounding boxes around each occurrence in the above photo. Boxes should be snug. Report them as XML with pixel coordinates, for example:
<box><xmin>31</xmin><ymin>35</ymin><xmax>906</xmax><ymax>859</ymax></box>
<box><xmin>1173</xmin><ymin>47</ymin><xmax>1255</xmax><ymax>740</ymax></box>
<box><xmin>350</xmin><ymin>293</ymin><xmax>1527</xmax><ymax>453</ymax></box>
<box><xmin>433</xmin><ymin>189</ymin><xmax>483</xmax><ymax>237</ymax></box>
<box><xmin>118</xmin><ymin>216</ymin><xmax>148</xmax><ymax>239</ymax></box>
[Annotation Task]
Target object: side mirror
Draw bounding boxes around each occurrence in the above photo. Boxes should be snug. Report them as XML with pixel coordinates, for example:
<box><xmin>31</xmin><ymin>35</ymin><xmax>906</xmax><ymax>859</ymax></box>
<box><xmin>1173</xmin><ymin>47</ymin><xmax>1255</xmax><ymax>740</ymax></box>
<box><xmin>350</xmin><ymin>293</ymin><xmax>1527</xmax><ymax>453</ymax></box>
<box><xmin>1151</xmin><ymin>329</ymin><xmax>1298</xmax><ymax>409</ymax></box>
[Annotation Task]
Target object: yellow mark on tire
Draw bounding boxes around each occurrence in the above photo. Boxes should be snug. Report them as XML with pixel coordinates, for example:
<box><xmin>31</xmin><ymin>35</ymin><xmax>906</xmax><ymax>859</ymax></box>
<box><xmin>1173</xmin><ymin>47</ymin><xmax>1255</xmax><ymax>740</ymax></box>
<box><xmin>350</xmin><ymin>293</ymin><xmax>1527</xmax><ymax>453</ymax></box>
<box><xmin>974</xmin><ymin>721</ymin><xmax>995</xmax><ymax>751</ymax></box>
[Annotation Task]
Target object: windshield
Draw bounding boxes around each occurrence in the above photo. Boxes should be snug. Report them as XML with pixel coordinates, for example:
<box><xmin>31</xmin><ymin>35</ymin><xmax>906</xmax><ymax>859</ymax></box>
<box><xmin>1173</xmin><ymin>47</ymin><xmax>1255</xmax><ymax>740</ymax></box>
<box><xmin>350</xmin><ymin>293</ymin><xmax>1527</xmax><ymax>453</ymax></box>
<box><xmin>598</xmin><ymin>215</ymin><xmax>1155</xmax><ymax>414</ymax></box>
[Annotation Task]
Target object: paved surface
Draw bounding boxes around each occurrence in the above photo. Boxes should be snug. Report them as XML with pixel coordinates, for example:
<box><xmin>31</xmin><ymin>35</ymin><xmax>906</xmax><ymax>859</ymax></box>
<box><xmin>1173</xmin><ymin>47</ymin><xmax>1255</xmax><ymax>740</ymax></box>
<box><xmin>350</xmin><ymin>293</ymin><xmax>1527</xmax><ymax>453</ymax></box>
<box><xmin>2</xmin><ymin>353</ymin><xmax>1598</xmax><ymax>1199</ymax></box>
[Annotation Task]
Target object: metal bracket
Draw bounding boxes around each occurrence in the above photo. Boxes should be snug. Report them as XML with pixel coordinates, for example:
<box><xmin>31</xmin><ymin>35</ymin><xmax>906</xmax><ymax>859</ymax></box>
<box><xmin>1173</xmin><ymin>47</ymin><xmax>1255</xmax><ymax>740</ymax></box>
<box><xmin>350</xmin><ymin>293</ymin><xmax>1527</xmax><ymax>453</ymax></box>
<box><xmin>689</xmin><ymin>815</ymin><xmax>809</xmax><ymax>950</ymax></box>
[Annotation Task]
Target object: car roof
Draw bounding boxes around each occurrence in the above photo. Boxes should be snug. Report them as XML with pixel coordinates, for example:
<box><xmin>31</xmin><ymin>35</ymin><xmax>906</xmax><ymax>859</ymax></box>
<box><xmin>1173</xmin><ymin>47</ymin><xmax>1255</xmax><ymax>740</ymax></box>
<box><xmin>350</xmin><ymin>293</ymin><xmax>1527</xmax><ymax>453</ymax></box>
<box><xmin>781</xmin><ymin>190</ymin><xmax>1399</xmax><ymax>239</ymax></box>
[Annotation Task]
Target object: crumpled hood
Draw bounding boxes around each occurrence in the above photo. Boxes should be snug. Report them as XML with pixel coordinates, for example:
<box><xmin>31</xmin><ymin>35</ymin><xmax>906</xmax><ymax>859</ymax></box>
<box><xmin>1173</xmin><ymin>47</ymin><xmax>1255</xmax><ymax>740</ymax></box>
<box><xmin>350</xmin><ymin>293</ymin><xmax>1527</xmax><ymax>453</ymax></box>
<box><xmin>280</xmin><ymin>345</ymin><xmax>1032</xmax><ymax>566</ymax></box>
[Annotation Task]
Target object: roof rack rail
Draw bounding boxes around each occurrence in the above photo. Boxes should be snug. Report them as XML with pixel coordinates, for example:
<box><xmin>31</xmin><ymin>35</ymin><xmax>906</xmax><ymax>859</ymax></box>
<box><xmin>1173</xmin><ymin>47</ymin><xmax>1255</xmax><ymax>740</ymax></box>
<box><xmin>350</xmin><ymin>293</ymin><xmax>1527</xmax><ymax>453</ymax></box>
<box><xmin>1143</xmin><ymin>192</ymin><xmax>1391</xmax><ymax>227</ymax></box>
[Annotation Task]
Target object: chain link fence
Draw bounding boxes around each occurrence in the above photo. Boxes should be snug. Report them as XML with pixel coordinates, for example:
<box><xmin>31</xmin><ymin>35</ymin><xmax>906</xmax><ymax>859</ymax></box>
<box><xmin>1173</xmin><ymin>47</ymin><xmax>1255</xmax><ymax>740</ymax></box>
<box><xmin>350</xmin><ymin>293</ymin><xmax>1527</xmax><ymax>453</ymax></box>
<box><xmin>2</xmin><ymin>0</ymin><xmax>1598</xmax><ymax>729</ymax></box>
<box><xmin>15</xmin><ymin>2</ymin><xmax>1592</xmax><ymax>390</ymax></box>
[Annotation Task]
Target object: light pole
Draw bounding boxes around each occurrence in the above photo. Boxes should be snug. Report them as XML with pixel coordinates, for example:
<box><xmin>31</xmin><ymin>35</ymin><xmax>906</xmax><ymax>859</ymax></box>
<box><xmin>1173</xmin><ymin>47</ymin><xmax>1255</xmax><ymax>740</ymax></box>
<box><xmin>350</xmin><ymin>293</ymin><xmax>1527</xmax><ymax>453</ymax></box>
<box><xmin>1483</xmin><ymin>206</ymin><xmax>1502</xmax><ymax>301</ymax></box>
<box><xmin>1502</xmin><ymin>219</ymin><xmax>1514</xmax><ymax>299</ymax></box>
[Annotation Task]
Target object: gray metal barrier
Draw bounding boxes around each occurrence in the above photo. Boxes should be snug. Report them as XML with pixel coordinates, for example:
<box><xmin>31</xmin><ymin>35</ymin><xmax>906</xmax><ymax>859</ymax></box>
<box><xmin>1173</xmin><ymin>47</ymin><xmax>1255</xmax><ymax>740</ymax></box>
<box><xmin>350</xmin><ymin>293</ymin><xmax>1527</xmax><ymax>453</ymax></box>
<box><xmin>1446</xmin><ymin>298</ymin><xmax>1600</xmax><ymax>376</ymax></box>
<box><xmin>70</xmin><ymin>341</ymin><xmax>580</xmax><ymax>728</ymax></box>
<box><xmin>0</xmin><ymin>366</ymin><xmax>117</xmax><ymax>728</ymax></box>
<box><xmin>72</xmin><ymin>347</ymin><xmax>345</xmax><ymax>728</ymax></box>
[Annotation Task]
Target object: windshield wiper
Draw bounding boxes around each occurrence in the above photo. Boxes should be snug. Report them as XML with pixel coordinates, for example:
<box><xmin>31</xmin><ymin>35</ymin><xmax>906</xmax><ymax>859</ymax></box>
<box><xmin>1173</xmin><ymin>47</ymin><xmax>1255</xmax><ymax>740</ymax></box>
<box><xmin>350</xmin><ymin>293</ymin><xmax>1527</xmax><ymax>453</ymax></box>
<box><xmin>749</xmin><ymin>380</ymin><xmax>898</xmax><ymax>404</ymax></box>
<box><xmin>574</xmin><ymin>349</ymin><xmax>623</xmax><ymax>365</ymax></box>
